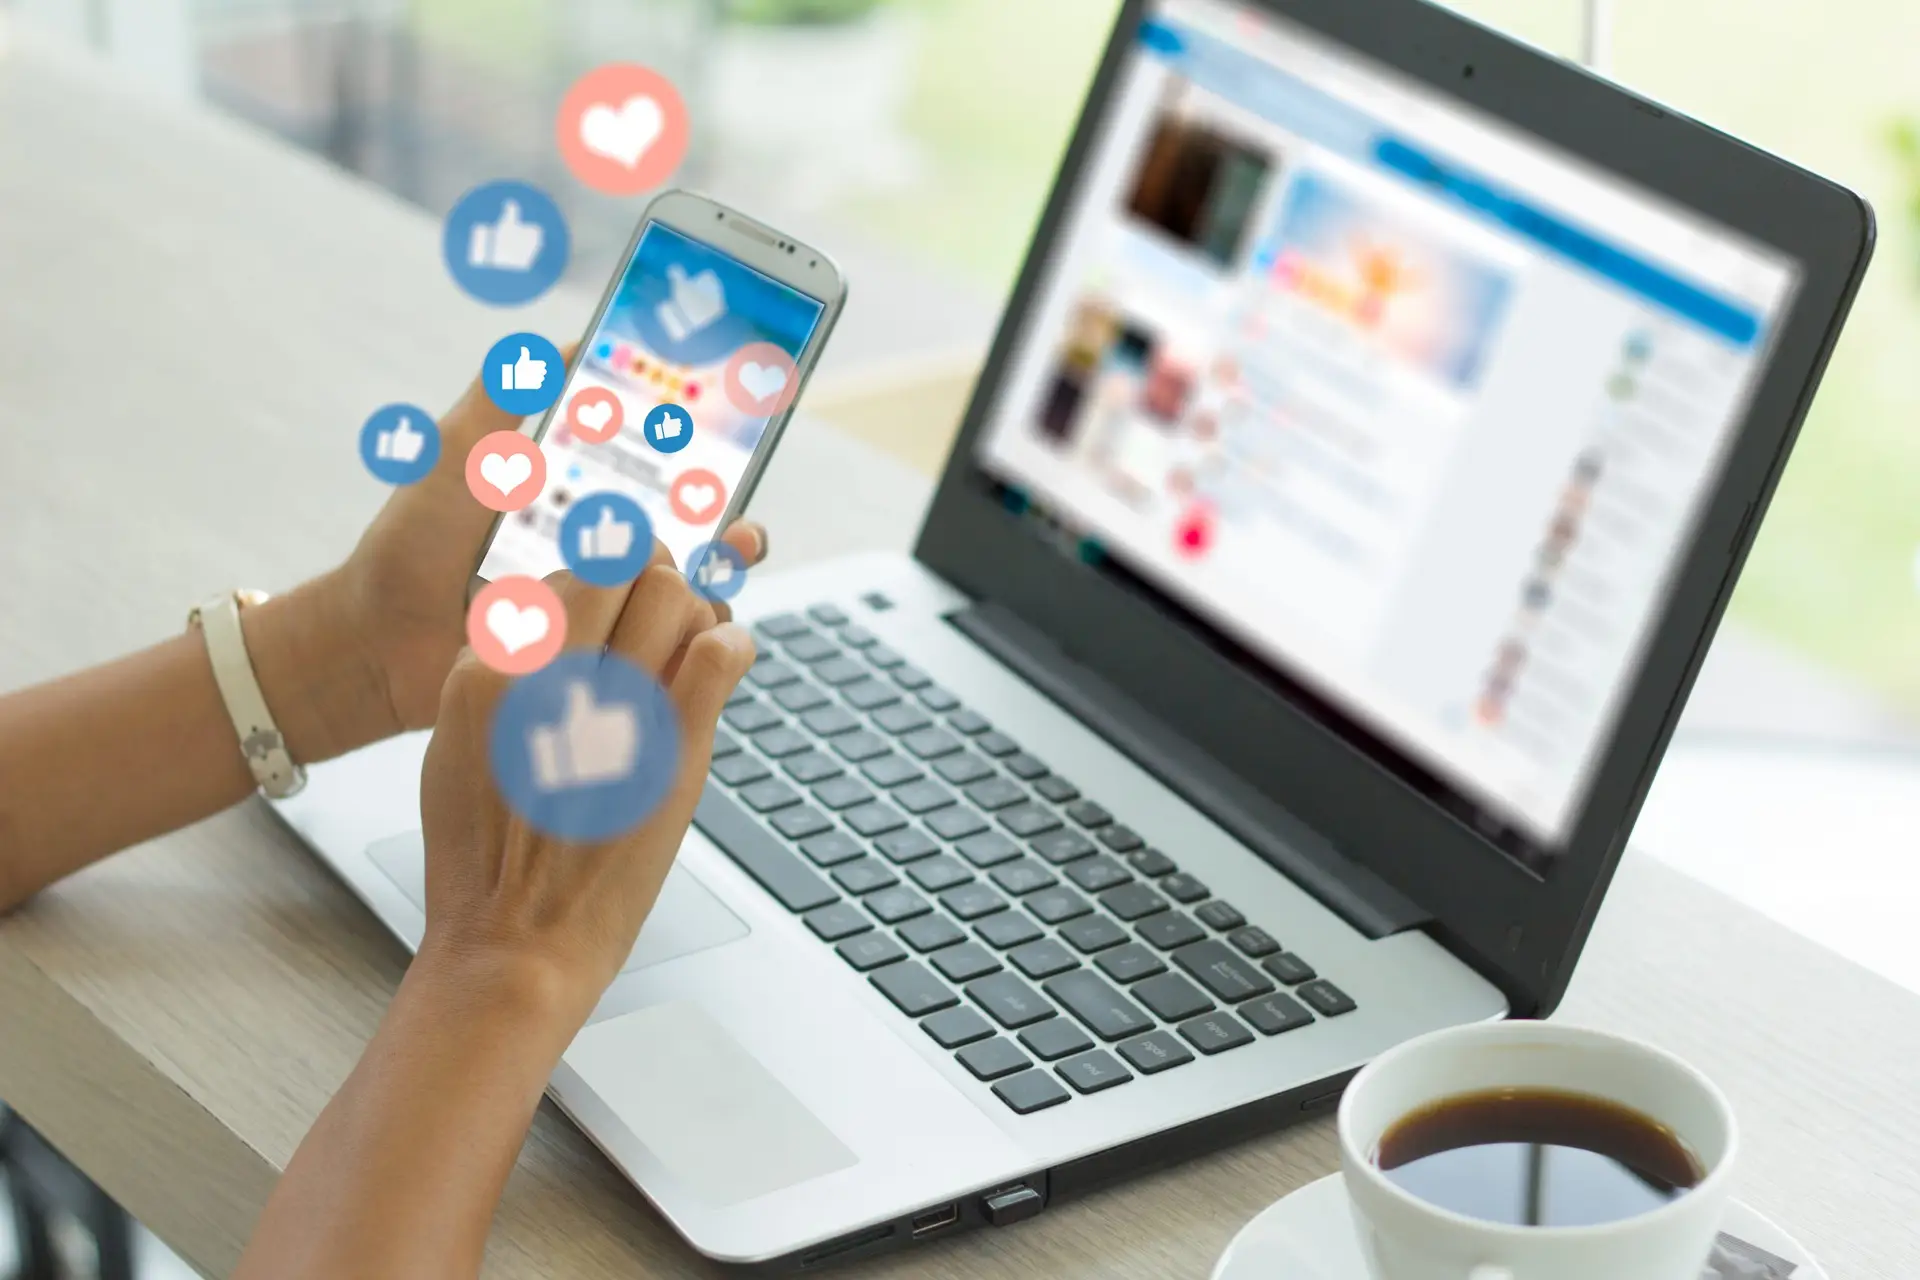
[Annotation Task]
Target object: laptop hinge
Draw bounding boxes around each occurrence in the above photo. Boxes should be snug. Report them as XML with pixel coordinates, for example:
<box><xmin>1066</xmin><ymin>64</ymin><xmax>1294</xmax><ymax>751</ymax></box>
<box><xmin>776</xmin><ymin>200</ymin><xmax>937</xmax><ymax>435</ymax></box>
<box><xmin>950</xmin><ymin>602</ymin><xmax>1430</xmax><ymax>941</ymax></box>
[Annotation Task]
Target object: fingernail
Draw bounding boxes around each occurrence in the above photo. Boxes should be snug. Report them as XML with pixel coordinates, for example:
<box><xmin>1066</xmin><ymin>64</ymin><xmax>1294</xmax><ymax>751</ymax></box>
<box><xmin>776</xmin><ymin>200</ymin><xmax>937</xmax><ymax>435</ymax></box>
<box><xmin>712</xmin><ymin>621</ymin><xmax>754</xmax><ymax>653</ymax></box>
<box><xmin>750</xmin><ymin>524</ymin><xmax>769</xmax><ymax>563</ymax></box>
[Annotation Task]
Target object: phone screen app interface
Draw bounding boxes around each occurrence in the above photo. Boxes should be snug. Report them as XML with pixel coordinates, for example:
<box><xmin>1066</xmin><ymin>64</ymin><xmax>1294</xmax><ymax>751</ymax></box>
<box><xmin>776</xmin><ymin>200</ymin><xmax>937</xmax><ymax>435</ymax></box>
<box><xmin>480</xmin><ymin>221</ymin><xmax>825</xmax><ymax>581</ymax></box>
<box><xmin>976</xmin><ymin>0</ymin><xmax>1799</xmax><ymax>857</ymax></box>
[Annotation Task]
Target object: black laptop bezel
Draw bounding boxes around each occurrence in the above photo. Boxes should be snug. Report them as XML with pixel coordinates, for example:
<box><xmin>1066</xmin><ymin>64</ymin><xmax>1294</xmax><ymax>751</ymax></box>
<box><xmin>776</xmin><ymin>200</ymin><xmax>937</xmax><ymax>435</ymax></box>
<box><xmin>913</xmin><ymin>0</ymin><xmax>1873</xmax><ymax>1016</ymax></box>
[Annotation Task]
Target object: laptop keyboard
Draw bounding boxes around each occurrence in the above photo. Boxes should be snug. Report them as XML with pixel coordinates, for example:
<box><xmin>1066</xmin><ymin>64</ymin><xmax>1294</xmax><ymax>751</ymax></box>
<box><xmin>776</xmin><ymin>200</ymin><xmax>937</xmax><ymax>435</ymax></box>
<box><xmin>693</xmin><ymin>603</ymin><xmax>1358</xmax><ymax>1116</ymax></box>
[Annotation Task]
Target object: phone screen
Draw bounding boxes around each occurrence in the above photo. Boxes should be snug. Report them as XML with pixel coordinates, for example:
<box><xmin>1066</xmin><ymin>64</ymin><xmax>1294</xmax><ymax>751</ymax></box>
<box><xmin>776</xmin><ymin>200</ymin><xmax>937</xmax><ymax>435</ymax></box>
<box><xmin>478</xmin><ymin>219</ymin><xmax>828</xmax><ymax>581</ymax></box>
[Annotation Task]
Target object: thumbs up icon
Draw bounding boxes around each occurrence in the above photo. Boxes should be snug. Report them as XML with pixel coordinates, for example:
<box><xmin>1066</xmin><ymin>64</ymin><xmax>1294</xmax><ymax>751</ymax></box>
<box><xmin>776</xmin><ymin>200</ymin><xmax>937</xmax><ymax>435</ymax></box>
<box><xmin>467</xmin><ymin>198</ymin><xmax>545</xmax><ymax>271</ymax></box>
<box><xmin>655</xmin><ymin>263</ymin><xmax>727</xmax><ymax>342</ymax></box>
<box><xmin>374</xmin><ymin>414</ymin><xmax>426</xmax><ymax>463</ymax></box>
<box><xmin>577</xmin><ymin>503</ymin><xmax>635</xmax><ymax>561</ymax></box>
<box><xmin>527</xmin><ymin>682</ymin><xmax>639</xmax><ymax>791</ymax></box>
<box><xmin>499</xmin><ymin>345</ymin><xmax>548</xmax><ymax>392</ymax></box>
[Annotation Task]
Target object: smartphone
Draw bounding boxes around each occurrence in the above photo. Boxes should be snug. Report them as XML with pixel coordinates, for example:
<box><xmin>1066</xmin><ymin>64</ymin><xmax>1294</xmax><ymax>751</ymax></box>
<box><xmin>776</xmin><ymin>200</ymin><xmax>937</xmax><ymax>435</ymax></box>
<box><xmin>472</xmin><ymin>189</ymin><xmax>846</xmax><ymax>590</ymax></box>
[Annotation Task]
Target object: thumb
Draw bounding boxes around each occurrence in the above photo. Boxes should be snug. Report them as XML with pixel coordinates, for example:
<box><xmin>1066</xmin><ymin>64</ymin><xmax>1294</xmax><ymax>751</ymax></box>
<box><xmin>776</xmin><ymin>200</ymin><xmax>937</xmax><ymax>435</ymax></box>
<box><xmin>497</xmin><ymin>198</ymin><xmax>522</xmax><ymax>227</ymax></box>
<box><xmin>518</xmin><ymin>346</ymin><xmax>533</xmax><ymax>362</ymax></box>
<box><xmin>596</xmin><ymin>504</ymin><xmax>621</xmax><ymax>528</ymax></box>
<box><xmin>666</xmin><ymin>263</ymin><xmax>686</xmax><ymax>286</ymax></box>
<box><xmin>564</xmin><ymin>682</ymin><xmax>598</xmax><ymax>724</ymax></box>
<box><xmin>393</xmin><ymin>415</ymin><xmax>417</xmax><ymax>436</ymax></box>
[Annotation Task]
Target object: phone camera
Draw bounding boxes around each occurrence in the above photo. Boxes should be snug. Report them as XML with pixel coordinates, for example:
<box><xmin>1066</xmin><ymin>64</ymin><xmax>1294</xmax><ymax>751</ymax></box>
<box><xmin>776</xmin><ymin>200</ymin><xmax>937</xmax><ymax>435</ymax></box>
<box><xmin>1462</xmin><ymin>64</ymin><xmax>1476</xmax><ymax>79</ymax></box>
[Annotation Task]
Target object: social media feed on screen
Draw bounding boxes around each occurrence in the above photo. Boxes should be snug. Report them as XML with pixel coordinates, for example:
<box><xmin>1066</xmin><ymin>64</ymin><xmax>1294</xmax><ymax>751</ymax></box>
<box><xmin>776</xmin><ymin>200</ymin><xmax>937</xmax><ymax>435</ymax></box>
<box><xmin>977</xmin><ymin>0</ymin><xmax>1798</xmax><ymax>865</ymax></box>
<box><xmin>479</xmin><ymin>220</ymin><xmax>824</xmax><ymax>584</ymax></box>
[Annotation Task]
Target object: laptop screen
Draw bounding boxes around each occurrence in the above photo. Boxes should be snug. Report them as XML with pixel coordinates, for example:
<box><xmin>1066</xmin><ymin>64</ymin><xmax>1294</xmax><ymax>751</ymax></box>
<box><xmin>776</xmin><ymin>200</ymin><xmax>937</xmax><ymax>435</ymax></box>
<box><xmin>974</xmin><ymin>0</ymin><xmax>1801</xmax><ymax>860</ymax></box>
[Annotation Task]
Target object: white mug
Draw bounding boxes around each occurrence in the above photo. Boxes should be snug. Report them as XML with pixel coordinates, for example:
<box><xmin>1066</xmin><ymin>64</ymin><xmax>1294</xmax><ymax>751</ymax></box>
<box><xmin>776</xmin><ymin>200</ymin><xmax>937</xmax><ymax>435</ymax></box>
<box><xmin>1338</xmin><ymin>1022</ymin><xmax>1738</xmax><ymax>1280</ymax></box>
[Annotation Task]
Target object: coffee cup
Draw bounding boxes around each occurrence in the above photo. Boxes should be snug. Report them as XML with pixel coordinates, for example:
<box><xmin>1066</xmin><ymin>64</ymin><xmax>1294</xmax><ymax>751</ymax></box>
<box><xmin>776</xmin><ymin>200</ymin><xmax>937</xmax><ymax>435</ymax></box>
<box><xmin>1338</xmin><ymin>1022</ymin><xmax>1738</xmax><ymax>1280</ymax></box>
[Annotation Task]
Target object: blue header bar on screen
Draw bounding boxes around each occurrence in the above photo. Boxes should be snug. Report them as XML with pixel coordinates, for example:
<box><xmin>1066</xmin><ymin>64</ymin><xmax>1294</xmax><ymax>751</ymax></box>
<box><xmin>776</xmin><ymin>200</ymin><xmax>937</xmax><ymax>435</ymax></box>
<box><xmin>1136</xmin><ymin>18</ymin><xmax>1764</xmax><ymax>347</ymax></box>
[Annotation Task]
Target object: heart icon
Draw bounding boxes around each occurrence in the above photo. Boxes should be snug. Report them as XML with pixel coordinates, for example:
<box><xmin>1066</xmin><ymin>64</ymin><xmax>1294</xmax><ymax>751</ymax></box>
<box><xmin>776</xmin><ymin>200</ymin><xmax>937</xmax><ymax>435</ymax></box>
<box><xmin>678</xmin><ymin>483</ymin><xmax>717</xmax><ymax>515</ymax></box>
<box><xmin>484</xmin><ymin>600</ymin><xmax>550</xmax><ymax>655</ymax></box>
<box><xmin>480</xmin><ymin>451</ymin><xmax>534</xmax><ymax>496</ymax></box>
<box><xmin>574</xmin><ymin>399</ymin><xmax>614</xmax><ymax>431</ymax></box>
<box><xmin>580</xmin><ymin>95</ymin><xmax>664</xmax><ymax>169</ymax></box>
<box><xmin>738</xmin><ymin>362</ymin><xmax>790</xmax><ymax>403</ymax></box>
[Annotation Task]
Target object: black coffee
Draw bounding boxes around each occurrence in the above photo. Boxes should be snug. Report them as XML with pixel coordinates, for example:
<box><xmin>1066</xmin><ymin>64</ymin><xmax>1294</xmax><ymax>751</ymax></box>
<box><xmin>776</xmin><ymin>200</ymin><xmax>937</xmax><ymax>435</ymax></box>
<box><xmin>1374</xmin><ymin>1087</ymin><xmax>1705</xmax><ymax>1228</ymax></box>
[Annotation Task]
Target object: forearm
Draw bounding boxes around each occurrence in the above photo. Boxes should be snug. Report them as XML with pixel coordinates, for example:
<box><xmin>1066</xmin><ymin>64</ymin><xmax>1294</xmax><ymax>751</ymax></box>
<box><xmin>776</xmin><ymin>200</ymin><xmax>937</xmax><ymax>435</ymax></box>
<box><xmin>234</xmin><ymin>942</ymin><xmax>587</xmax><ymax>1280</ymax></box>
<box><xmin>0</xmin><ymin>574</ymin><xmax>393</xmax><ymax>910</ymax></box>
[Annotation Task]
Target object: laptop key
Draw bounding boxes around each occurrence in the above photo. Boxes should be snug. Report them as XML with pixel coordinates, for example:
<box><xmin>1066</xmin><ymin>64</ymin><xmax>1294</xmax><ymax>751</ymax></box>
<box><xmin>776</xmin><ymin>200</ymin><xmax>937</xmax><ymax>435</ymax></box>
<box><xmin>947</xmin><ymin>710</ymin><xmax>991</xmax><ymax>736</ymax></box>
<box><xmin>1008</xmin><ymin>938</ymin><xmax>1079</xmax><ymax>980</ymax></box>
<box><xmin>1031</xmin><ymin>829</ymin><xmax>1097</xmax><ymax>865</ymax></box>
<box><xmin>836</xmin><ymin>623</ymin><xmax>877</xmax><ymax>648</ymax></box>
<box><xmin>999</xmin><ymin>804</ymin><xmax>1062</xmax><ymax>839</ymax></box>
<box><xmin>723</xmin><ymin>702</ymin><xmax>781</xmax><ymax>734</ymax></box>
<box><xmin>993</xmin><ymin>1068</ymin><xmax>1071</xmax><ymax>1113</ymax></box>
<box><xmin>832</xmin><ymin>730</ymin><xmax>890</xmax><ymax>762</ymax></box>
<box><xmin>940</xmin><ymin>883</ymin><xmax>1007</xmax><ymax>921</ymax></box>
<box><xmin>801</xmin><ymin>705</ymin><xmax>860</xmax><ymax>737</ymax></box>
<box><xmin>1197</xmin><ymin>900</ymin><xmax>1246</xmax><ymax>932</ymax></box>
<box><xmin>918</xmin><ymin>686</ymin><xmax>961</xmax><ymax>713</ymax></box>
<box><xmin>958</xmin><ymin>1038</ymin><xmax>1031</xmax><ymax>1082</ymax></box>
<box><xmin>1262</xmin><ymin>952</ymin><xmax>1318</xmax><ymax>985</ymax></box>
<box><xmin>891</xmin><ymin>663</ymin><xmax>934</xmax><ymax>690</ymax></box>
<box><xmin>875</xmin><ymin>828</ymin><xmax>940</xmax><ymax>864</ymax></box>
<box><xmin>1172</xmin><ymin>940</ymin><xmax>1276</xmax><ymax>1003</ymax></box>
<box><xmin>695</xmin><ymin>786</ymin><xmax>837</xmax><ymax>913</ymax></box>
<box><xmin>1117</xmin><ymin>1031</ymin><xmax>1194</xmax><ymax>1075</ymax></box>
<box><xmin>807</xmin><ymin>602</ymin><xmax>849</xmax><ymax>626</ymax></box>
<box><xmin>1043</xmin><ymin>970</ymin><xmax>1154</xmax><ymax>1042</ymax></box>
<box><xmin>782</xmin><ymin>751</ymin><xmax>843</xmax><ymax>785</ymax></box>
<box><xmin>815</xmin><ymin>656</ymin><xmax>869</xmax><ymax>687</ymax></box>
<box><xmin>871</xmin><ymin>961</ymin><xmax>958</xmax><ymax>1017</ymax></box>
<box><xmin>739</xmin><ymin>780</ymin><xmax>801</xmax><ymax>814</ymax></box>
<box><xmin>1057</xmin><ymin>1049</ymin><xmax>1132</xmax><ymax>1095</ymax></box>
<box><xmin>711</xmin><ymin>730</ymin><xmax>742</xmax><ymax>758</ymax></box>
<box><xmin>976</xmin><ymin>731</ymin><xmax>1020</xmax><ymax>758</ymax></box>
<box><xmin>837</xmin><ymin>933</ymin><xmax>906</xmax><ymax>972</ymax></box>
<box><xmin>725</xmin><ymin>686</ymin><xmax>754</xmax><ymax>709</ymax></box>
<box><xmin>752</xmin><ymin>726</ymin><xmax>812</xmax><ymax>759</ymax></box>
<box><xmin>990</xmin><ymin>859</ymin><xmax>1057</xmax><ymax>895</ymax></box>
<box><xmin>1025</xmin><ymin>887</ymin><xmax>1091</xmax><ymax>925</ymax></box>
<box><xmin>907</xmin><ymin>855</ymin><xmax>972</xmax><ymax>892</ymax></box>
<box><xmin>967</xmin><ymin>972</ymin><xmax>1056</xmax><ymax>1029</ymax></box>
<box><xmin>783</xmin><ymin>632</ymin><xmax>839</xmax><ymax>664</ymax></box>
<box><xmin>922</xmin><ymin>1006</ymin><xmax>993</xmax><ymax>1049</ymax></box>
<box><xmin>925</xmin><ymin>806</ymin><xmax>988</xmax><ymax>841</ymax></box>
<box><xmin>893</xmin><ymin>780</ymin><xmax>956</xmax><ymax>815</ymax></box>
<box><xmin>799</xmin><ymin>832</ymin><xmax>865</xmax><ymax>867</ymax></box>
<box><xmin>898</xmin><ymin>913</ymin><xmax>964</xmax><ymax>952</ymax></box>
<box><xmin>1242</xmin><ymin>993</ymin><xmax>1315</xmax><ymax>1036</ymax></box>
<box><xmin>1059</xmin><ymin>915</ymin><xmax>1129</xmax><ymax>953</ymax></box>
<box><xmin>1019</xmin><ymin>1017</ymin><xmax>1094</xmax><ymax>1061</ymax></box>
<box><xmin>1003</xmin><ymin>753</ymin><xmax>1049</xmax><ymax>781</ymax></box>
<box><xmin>755</xmin><ymin>612</ymin><xmax>810</xmax><ymax>639</ymax></box>
<box><xmin>772</xmin><ymin>682</ymin><xmax>829</xmax><ymax>713</ymax></box>
<box><xmin>957</xmin><ymin>831</ymin><xmax>1022</xmax><ymax>868</ymax></box>
<box><xmin>832</xmin><ymin>859</ymin><xmax>900</xmax><ymax>895</ymax></box>
<box><xmin>860</xmin><ymin>754</ymin><xmax>923</xmax><ymax>789</ymax></box>
<box><xmin>975</xmin><ymin>910</ymin><xmax>1043</xmax><ymax>950</ymax></box>
<box><xmin>872</xmin><ymin>703</ymin><xmax>932</xmax><ymax>735</ymax></box>
<box><xmin>770</xmin><ymin>806</ymin><xmax>834</xmax><ymax>841</ymax></box>
<box><xmin>934</xmin><ymin>752</ymin><xmax>995</xmax><ymax>785</ymax></box>
<box><xmin>1064</xmin><ymin>800</ymin><xmax>1112</xmax><ymax>828</ymax></box>
<box><xmin>1178</xmin><ymin>1012</ymin><xmax>1254</xmax><ymax>1055</ymax></box>
<box><xmin>805</xmin><ymin>902</ymin><xmax>872</xmax><ymax>942</ymax></box>
<box><xmin>1033</xmin><ymin>775</ymin><xmax>1079</xmax><ymax>803</ymax></box>
<box><xmin>865</xmin><ymin>887</ymin><xmax>931</xmax><ymax>925</ymax></box>
<box><xmin>1133</xmin><ymin>973</ymin><xmax>1215</xmax><ymax>1023</ymax></box>
<box><xmin>931</xmin><ymin>942</ymin><xmax>1003</xmax><ymax>983</ymax></box>
<box><xmin>1137</xmin><ymin>911</ymin><xmax>1206</xmax><ymax>951</ymax></box>
<box><xmin>1230</xmin><ymin>926</ymin><xmax>1281</xmax><ymax>958</ymax></box>
<box><xmin>1298</xmin><ymin>979</ymin><xmax>1358</xmax><ymax>1017</ymax></box>
<box><xmin>1096</xmin><ymin>943</ymin><xmax>1167</xmax><ymax>984</ymax></box>
<box><xmin>813</xmin><ymin>777</ymin><xmax>877</xmax><ymax>812</ymax></box>
<box><xmin>902</xmin><ymin>727</ymin><xmax>962</xmax><ymax>760</ymax></box>
<box><xmin>747</xmin><ymin>659</ymin><xmax>801</xmax><ymax>689</ymax></box>
<box><xmin>712</xmin><ymin>754</ymin><xmax>771</xmax><ymax>787</ymax></box>
<box><xmin>1099</xmin><ymin>882</ymin><xmax>1167</xmax><ymax>921</ymax></box>
<box><xmin>1128</xmin><ymin>848</ymin><xmax>1177</xmax><ymax>877</ymax></box>
<box><xmin>864</xmin><ymin>643</ymin><xmax>907</xmax><ymax>669</ymax></box>
<box><xmin>842</xmin><ymin>679</ymin><xmax>899</xmax><ymax>709</ymax></box>
<box><xmin>1160</xmin><ymin>873</ymin><xmax>1209</xmax><ymax>904</ymax></box>
<box><xmin>963</xmin><ymin>777</ymin><xmax>1027</xmax><ymax>811</ymax></box>
<box><xmin>1097</xmin><ymin>825</ymin><xmax>1145</xmax><ymax>852</ymax></box>
<box><xmin>1064</xmin><ymin>856</ymin><xmax>1131</xmax><ymax>894</ymax></box>
<box><xmin>845</xmin><ymin>801</ymin><xmax>907</xmax><ymax>838</ymax></box>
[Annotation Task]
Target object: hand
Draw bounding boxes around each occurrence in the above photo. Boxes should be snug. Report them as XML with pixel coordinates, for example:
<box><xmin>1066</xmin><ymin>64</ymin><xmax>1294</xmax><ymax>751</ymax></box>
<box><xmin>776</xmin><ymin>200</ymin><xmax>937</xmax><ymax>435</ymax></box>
<box><xmin>416</xmin><ymin>554</ymin><xmax>756</xmax><ymax>1009</ymax></box>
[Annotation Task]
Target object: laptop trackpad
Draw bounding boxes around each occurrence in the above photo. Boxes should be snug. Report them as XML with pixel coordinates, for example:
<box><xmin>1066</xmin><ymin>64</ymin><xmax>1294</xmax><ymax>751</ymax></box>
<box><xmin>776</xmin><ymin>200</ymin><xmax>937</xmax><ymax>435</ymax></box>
<box><xmin>365</xmin><ymin>832</ymin><xmax>749</xmax><ymax>973</ymax></box>
<box><xmin>568</xmin><ymin>1002</ymin><xmax>858</xmax><ymax>1204</ymax></box>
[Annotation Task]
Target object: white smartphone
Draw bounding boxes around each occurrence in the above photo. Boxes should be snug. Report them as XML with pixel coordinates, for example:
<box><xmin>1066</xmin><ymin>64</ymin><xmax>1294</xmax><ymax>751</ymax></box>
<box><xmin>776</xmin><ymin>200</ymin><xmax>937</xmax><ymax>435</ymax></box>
<box><xmin>472</xmin><ymin>189</ymin><xmax>847</xmax><ymax>589</ymax></box>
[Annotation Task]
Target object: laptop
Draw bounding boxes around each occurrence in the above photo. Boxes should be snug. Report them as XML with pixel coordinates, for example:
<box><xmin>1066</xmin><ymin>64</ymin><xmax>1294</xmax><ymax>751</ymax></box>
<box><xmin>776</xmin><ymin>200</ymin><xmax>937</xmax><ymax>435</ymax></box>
<box><xmin>275</xmin><ymin>0</ymin><xmax>1872</xmax><ymax>1268</ymax></box>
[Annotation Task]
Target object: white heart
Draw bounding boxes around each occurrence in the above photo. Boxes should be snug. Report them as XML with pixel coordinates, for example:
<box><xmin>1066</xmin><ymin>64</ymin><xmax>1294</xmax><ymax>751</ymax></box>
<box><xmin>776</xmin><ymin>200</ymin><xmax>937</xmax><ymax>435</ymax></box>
<box><xmin>580</xmin><ymin>95</ymin><xmax>664</xmax><ymax>169</ymax></box>
<box><xmin>575</xmin><ymin>399</ymin><xmax>614</xmax><ymax>431</ymax></box>
<box><xmin>479</xmin><ymin>452</ymin><xmax>533</xmax><ymax>496</ymax></box>
<box><xmin>678</xmin><ymin>482</ymin><xmax>717</xmax><ymax>515</ymax></box>
<box><xmin>738</xmin><ymin>361</ymin><xmax>789</xmax><ymax>403</ymax></box>
<box><xmin>484</xmin><ymin>600</ymin><xmax>549</xmax><ymax>655</ymax></box>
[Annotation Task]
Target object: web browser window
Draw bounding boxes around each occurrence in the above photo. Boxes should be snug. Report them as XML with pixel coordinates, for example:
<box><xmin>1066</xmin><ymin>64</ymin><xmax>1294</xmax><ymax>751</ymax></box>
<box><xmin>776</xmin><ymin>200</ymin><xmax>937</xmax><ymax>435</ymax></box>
<box><xmin>481</xmin><ymin>221</ymin><xmax>825</xmax><ymax>579</ymax></box>
<box><xmin>977</xmin><ymin>0</ymin><xmax>1800</xmax><ymax>860</ymax></box>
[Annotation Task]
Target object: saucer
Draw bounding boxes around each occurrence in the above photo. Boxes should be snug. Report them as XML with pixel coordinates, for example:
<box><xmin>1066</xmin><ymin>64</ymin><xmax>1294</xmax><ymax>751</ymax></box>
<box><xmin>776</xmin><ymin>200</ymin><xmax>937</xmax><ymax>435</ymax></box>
<box><xmin>1211</xmin><ymin>1173</ymin><xmax>1827</xmax><ymax>1280</ymax></box>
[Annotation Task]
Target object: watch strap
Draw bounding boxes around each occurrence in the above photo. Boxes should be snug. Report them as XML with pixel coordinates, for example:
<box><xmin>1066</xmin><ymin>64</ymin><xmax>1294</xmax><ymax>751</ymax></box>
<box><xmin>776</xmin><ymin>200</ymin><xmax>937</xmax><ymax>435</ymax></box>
<box><xmin>193</xmin><ymin>590</ymin><xmax>307</xmax><ymax>799</ymax></box>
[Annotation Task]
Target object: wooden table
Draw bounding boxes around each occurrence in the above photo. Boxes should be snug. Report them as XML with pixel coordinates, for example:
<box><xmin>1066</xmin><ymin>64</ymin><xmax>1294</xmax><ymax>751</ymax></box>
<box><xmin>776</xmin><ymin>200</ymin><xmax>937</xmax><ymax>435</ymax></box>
<box><xmin>2</xmin><ymin>26</ymin><xmax>1917</xmax><ymax>1280</ymax></box>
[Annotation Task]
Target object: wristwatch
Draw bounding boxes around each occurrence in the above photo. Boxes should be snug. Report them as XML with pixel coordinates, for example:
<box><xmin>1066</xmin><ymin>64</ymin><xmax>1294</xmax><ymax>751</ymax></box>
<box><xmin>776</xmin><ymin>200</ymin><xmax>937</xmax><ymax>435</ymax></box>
<box><xmin>188</xmin><ymin>589</ymin><xmax>307</xmax><ymax>798</ymax></box>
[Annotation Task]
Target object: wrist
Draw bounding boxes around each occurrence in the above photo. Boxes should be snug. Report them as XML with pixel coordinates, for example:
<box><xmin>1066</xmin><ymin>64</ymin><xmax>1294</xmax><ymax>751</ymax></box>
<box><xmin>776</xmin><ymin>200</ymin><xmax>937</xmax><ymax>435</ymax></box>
<box><xmin>240</xmin><ymin>574</ymin><xmax>400</xmax><ymax>765</ymax></box>
<box><xmin>408</xmin><ymin>932</ymin><xmax>600</xmax><ymax>1052</ymax></box>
